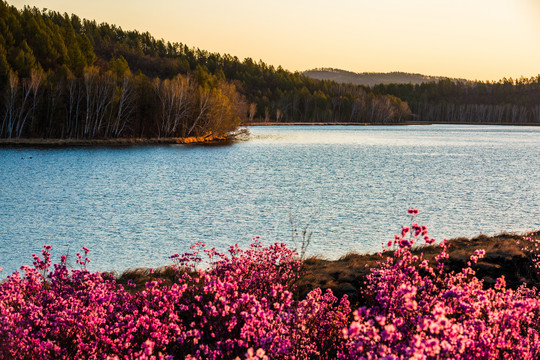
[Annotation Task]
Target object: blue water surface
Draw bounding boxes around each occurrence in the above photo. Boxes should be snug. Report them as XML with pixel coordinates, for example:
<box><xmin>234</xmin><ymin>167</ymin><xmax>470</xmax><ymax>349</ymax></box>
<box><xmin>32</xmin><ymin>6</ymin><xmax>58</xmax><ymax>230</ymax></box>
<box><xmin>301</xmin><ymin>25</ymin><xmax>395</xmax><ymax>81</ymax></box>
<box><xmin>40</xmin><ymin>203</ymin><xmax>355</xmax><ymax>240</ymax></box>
<box><xmin>0</xmin><ymin>125</ymin><xmax>539</xmax><ymax>276</ymax></box>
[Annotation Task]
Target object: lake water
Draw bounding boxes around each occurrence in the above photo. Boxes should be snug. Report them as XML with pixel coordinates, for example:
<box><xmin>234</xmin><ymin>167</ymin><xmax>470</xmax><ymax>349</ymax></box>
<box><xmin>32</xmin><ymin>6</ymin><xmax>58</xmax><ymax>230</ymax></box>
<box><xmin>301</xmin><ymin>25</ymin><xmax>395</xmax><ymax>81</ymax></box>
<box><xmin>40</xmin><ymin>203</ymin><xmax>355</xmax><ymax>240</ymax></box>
<box><xmin>1</xmin><ymin>125</ymin><xmax>539</xmax><ymax>277</ymax></box>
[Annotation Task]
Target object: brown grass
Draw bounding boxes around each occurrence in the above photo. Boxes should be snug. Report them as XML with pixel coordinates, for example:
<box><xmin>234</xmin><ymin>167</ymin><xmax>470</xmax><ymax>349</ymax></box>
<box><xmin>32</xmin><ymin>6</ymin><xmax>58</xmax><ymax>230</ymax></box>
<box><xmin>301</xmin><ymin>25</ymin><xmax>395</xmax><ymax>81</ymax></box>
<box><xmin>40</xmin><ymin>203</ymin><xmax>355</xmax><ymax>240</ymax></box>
<box><xmin>296</xmin><ymin>231</ymin><xmax>540</xmax><ymax>308</ymax></box>
<box><xmin>108</xmin><ymin>231</ymin><xmax>540</xmax><ymax>307</ymax></box>
<box><xmin>108</xmin><ymin>266</ymin><xmax>180</xmax><ymax>293</ymax></box>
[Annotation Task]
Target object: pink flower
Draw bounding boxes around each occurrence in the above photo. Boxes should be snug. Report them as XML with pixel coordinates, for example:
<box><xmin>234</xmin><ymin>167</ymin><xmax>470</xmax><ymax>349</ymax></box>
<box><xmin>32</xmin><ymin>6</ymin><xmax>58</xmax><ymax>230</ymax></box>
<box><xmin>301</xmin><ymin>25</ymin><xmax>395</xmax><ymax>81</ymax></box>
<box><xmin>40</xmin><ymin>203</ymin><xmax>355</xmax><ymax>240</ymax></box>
<box><xmin>425</xmin><ymin>237</ymin><xmax>436</xmax><ymax>245</ymax></box>
<box><xmin>401</xmin><ymin>227</ymin><xmax>410</xmax><ymax>237</ymax></box>
<box><xmin>399</xmin><ymin>238</ymin><xmax>411</xmax><ymax>248</ymax></box>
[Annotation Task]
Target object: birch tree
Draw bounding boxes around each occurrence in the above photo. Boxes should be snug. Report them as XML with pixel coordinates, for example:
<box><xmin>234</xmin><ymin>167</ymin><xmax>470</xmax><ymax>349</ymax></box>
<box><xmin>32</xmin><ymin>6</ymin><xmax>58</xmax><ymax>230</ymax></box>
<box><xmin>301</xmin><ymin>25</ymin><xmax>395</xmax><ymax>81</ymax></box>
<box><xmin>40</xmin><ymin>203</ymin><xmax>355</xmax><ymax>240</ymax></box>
<box><xmin>1</xmin><ymin>72</ymin><xmax>19</xmax><ymax>138</ymax></box>
<box><xmin>14</xmin><ymin>68</ymin><xmax>43</xmax><ymax>137</ymax></box>
<box><xmin>109</xmin><ymin>74</ymin><xmax>136</xmax><ymax>138</ymax></box>
<box><xmin>83</xmin><ymin>67</ymin><xmax>114</xmax><ymax>138</ymax></box>
<box><xmin>65</xmin><ymin>76</ymin><xmax>84</xmax><ymax>138</ymax></box>
<box><xmin>153</xmin><ymin>74</ymin><xmax>192</xmax><ymax>137</ymax></box>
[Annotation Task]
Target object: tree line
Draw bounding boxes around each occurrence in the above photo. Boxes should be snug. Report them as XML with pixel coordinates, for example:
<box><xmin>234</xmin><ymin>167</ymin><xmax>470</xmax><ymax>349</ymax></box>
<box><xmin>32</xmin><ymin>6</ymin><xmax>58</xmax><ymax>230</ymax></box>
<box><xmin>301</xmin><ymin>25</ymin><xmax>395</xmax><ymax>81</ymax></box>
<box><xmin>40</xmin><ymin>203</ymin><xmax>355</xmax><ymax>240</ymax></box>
<box><xmin>0</xmin><ymin>1</ymin><xmax>411</xmax><ymax>139</ymax></box>
<box><xmin>372</xmin><ymin>78</ymin><xmax>540</xmax><ymax>124</ymax></box>
<box><xmin>81</xmin><ymin>19</ymin><xmax>411</xmax><ymax>125</ymax></box>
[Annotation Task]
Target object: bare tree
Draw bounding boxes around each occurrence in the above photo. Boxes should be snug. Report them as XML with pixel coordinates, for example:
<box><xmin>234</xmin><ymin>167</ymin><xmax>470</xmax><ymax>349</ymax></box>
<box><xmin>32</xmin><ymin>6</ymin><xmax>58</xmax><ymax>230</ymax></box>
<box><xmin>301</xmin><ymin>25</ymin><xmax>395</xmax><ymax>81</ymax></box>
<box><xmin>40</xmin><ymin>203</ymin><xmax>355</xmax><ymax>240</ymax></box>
<box><xmin>92</xmin><ymin>72</ymin><xmax>115</xmax><ymax>138</ymax></box>
<box><xmin>83</xmin><ymin>67</ymin><xmax>115</xmax><ymax>138</ymax></box>
<box><xmin>264</xmin><ymin>107</ymin><xmax>270</xmax><ymax>123</ymax></box>
<box><xmin>248</xmin><ymin>102</ymin><xmax>257</xmax><ymax>123</ymax></box>
<box><xmin>14</xmin><ymin>68</ymin><xmax>43</xmax><ymax>138</ymax></box>
<box><xmin>65</xmin><ymin>76</ymin><xmax>84</xmax><ymax>138</ymax></box>
<box><xmin>276</xmin><ymin>108</ymin><xmax>282</xmax><ymax>123</ymax></box>
<box><xmin>1</xmin><ymin>72</ymin><xmax>19</xmax><ymax>138</ymax></box>
<box><xmin>110</xmin><ymin>74</ymin><xmax>136</xmax><ymax>138</ymax></box>
<box><xmin>153</xmin><ymin>74</ymin><xmax>192</xmax><ymax>137</ymax></box>
<box><xmin>83</xmin><ymin>67</ymin><xmax>98</xmax><ymax>137</ymax></box>
<box><xmin>186</xmin><ymin>83</ymin><xmax>211</xmax><ymax>137</ymax></box>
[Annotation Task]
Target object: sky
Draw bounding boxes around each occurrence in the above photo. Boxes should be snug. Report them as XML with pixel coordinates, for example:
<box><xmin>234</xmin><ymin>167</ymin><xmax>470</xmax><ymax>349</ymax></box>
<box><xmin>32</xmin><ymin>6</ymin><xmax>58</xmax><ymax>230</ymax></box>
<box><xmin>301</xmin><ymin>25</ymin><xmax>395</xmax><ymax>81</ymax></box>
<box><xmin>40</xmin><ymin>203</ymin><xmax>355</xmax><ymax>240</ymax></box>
<box><xmin>10</xmin><ymin>0</ymin><xmax>540</xmax><ymax>81</ymax></box>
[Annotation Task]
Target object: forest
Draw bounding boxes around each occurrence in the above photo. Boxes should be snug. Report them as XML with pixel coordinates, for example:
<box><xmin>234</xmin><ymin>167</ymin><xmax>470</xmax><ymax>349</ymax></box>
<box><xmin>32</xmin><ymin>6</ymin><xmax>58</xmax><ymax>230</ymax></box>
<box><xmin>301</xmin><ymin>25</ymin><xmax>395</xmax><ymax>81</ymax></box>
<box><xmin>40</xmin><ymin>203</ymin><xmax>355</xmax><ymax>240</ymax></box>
<box><xmin>372</xmin><ymin>77</ymin><xmax>540</xmax><ymax>124</ymax></box>
<box><xmin>0</xmin><ymin>3</ymin><xmax>248</xmax><ymax>139</ymax></box>
<box><xmin>0</xmin><ymin>2</ymin><xmax>411</xmax><ymax>140</ymax></box>
<box><xmin>1</xmin><ymin>2</ymin><xmax>538</xmax><ymax>141</ymax></box>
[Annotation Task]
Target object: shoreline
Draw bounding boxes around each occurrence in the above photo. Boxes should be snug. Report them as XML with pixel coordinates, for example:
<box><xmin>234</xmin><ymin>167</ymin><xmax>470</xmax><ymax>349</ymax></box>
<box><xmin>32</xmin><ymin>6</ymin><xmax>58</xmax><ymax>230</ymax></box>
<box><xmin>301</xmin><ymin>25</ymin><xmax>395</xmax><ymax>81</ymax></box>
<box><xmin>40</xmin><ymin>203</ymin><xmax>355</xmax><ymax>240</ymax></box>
<box><xmin>1</xmin><ymin>123</ymin><xmax>538</xmax><ymax>148</ymax></box>
<box><xmin>0</xmin><ymin>134</ymin><xmax>231</xmax><ymax>148</ymax></box>
<box><xmin>113</xmin><ymin>230</ymin><xmax>540</xmax><ymax>306</ymax></box>
<box><xmin>245</xmin><ymin>121</ymin><xmax>540</xmax><ymax>126</ymax></box>
<box><xmin>296</xmin><ymin>230</ymin><xmax>540</xmax><ymax>306</ymax></box>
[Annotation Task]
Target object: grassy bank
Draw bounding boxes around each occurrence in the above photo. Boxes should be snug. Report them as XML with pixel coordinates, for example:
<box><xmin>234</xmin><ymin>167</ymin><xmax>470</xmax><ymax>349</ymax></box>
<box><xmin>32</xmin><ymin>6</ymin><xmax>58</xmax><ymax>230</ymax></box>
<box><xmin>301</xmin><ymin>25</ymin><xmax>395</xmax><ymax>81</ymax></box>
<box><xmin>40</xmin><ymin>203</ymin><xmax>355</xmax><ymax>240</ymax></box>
<box><xmin>116</xmin><ymin>231</ymin><xmax>540</xmax><ymax>307</ymax></box>
<box><xmin>298</xmin><ymin>231</ymin><xmax>540</xmax><ymax>307</ymax></box>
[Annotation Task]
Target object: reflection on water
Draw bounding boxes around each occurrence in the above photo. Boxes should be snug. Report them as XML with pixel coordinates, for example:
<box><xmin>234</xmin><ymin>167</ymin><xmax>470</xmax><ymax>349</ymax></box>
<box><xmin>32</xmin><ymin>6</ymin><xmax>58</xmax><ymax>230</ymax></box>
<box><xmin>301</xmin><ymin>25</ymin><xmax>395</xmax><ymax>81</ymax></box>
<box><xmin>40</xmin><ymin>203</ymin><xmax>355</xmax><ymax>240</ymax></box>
<box><xmin>0</xmin><ymin>125</ymin><xmax>539</xmax><ymax>276</ymax></box>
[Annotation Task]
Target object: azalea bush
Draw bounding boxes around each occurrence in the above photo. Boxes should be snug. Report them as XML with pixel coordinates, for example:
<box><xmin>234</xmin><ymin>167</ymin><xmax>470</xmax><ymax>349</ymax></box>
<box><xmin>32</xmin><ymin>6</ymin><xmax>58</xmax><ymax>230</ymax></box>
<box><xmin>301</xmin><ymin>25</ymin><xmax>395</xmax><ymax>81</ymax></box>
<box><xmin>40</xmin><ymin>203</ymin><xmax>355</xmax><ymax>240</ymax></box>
<box><xmin>521</xmin><ymin>231</ymin><xmax>540</xmax><ymax>276</ymax></box>
<box><xmin>340</xmin><ymin>210</ymin><xmax>540</xmax><ymax>359</ymax></box>
<box><xmin>0</xmin><ymin>239</ymin><xmax>350</xmax><ymax>359</ymax></box>
<box><xmin>1</xmin><ymin>210</ymin><xmax>539</xmax><ymax>359</ymax></box>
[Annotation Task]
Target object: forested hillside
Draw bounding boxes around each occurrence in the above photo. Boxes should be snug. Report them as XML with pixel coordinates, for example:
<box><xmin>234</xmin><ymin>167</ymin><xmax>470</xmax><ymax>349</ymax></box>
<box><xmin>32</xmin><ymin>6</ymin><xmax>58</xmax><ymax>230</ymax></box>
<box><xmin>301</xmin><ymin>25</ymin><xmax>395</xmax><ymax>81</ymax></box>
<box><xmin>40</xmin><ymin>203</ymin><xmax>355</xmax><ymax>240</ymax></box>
<box><xmin>2</xmin><ymin>1</ymin><xmax>536</xmax><ymax>140</ymax></box>
<box><xmin>0</xmin><ymin>2</ymin><xmax>247</xmax><ymax>139</ymax></box>
<box><xmin>0</xmin><ymin>2</ymin><xmax>411</xmax><ymax>140</ymax></box>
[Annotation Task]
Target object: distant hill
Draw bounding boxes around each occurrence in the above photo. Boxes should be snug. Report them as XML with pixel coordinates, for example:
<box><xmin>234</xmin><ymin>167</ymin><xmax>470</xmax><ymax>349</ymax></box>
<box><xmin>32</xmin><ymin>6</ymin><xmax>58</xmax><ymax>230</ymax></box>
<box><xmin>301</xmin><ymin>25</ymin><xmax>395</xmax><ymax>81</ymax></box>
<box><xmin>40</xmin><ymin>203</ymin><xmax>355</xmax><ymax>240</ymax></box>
<box><xmin>302</xmin><ymin>68</ymin><xmax>460</xmax><ymax>87</ymax></box>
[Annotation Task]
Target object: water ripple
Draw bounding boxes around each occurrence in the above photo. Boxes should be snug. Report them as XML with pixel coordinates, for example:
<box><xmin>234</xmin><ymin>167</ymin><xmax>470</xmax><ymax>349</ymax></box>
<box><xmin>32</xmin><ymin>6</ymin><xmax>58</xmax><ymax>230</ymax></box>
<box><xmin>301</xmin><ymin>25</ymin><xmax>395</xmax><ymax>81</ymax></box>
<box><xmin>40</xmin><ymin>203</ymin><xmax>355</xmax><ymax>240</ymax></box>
<box><xmin>0</xmin><ymin>125</ymin><xmax>539</xmax><ymax>276</ymax></box>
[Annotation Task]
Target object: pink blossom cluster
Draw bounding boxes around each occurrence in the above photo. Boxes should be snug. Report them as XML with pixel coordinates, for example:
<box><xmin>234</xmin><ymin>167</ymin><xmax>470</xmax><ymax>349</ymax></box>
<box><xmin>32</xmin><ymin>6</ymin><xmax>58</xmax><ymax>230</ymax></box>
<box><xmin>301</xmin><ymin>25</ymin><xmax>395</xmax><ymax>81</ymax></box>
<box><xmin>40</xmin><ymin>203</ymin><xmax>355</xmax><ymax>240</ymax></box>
<box><xmin>1</xmin><ymin>210</ymin><xmax>539</xmax><ymax>359</ymax></box>
<box><xmin>520</xmin><ymin>231</ymin><xmax>540</xmax><ymax>275</ymax></box>
<box><xmin>0</xmin><ymin>240</ymin><xmax>350</xmax><ymax>359</ymax></box>
<box><xmin>341</xmin><ymin>212</ymin><xmax>540</xmax><ymax>359</ymax></box>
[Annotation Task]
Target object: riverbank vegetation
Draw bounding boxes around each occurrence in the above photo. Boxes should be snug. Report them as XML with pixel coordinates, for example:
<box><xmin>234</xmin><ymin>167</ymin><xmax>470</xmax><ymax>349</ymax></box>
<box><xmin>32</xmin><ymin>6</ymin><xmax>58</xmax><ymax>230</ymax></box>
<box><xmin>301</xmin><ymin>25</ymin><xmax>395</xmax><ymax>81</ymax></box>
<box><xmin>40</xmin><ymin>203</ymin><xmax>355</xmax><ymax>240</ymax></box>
<box><xmin>1</xmin><ymin>210</ymin><xmax>539</xmax><ymax>359</ymax></box>
<box><xmin>302</xmin><ymin>68</ymin><xmax>540</xmax><ymax>125</ymax></box>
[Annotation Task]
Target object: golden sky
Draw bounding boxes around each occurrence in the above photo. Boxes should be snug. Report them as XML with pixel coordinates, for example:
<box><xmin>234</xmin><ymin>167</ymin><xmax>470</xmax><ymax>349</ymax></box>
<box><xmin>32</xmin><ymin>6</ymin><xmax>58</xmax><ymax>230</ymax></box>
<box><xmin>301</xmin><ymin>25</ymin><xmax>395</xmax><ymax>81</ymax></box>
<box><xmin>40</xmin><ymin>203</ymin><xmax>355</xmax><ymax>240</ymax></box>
<box><xmin>10</xmin><ymin>0</ymin><xmax>540</xmax><ymax>81</ymax></box>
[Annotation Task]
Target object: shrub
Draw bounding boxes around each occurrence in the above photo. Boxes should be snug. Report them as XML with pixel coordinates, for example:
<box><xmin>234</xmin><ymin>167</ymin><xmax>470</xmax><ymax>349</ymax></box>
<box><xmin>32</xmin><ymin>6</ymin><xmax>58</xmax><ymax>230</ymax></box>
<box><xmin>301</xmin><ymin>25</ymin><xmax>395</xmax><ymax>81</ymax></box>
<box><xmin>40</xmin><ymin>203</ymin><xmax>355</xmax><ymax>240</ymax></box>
<box><xmin>0</xmin><ymin>239</ymin><xmax>350</xmax><ymax>359</ymax></box>
<box><xmin>340</xmin><ymin>210</ymin><xmax>540</xmax><ymax>359</ymax></box>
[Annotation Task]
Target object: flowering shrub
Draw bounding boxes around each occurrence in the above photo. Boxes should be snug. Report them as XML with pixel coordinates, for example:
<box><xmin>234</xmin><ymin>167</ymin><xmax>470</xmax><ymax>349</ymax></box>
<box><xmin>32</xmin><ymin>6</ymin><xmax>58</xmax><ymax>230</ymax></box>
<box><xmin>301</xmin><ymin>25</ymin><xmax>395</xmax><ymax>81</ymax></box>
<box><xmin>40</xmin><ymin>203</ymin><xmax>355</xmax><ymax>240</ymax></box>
<box><xmin>0</xmin><ymin>239</ymin><xmax>350</xmax><ymax>359</ymax></box>
<box><xmin>520</xmin><ymin>231</ymin><xmax>540</xmax><ymax>276</ymax></box>
<box><xmin>341</xmin><ymin>209</ymin><xmax>540</xmax><ymax>359</ymax></box>
<box><xmin>1</xmin><ymin>211</ymin><xmax>539</xmax><ymax>359</ymax></box>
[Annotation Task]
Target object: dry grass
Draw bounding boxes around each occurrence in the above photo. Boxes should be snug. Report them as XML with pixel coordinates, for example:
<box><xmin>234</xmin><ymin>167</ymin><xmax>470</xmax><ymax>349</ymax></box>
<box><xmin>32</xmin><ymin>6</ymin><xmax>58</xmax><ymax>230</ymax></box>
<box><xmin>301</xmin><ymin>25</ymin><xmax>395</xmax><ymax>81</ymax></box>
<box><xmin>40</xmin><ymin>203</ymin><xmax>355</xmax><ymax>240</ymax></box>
<box><xmin>109</xmin><ymin>266</ymin><xmax>181</xmax><ymax>293</ymax></box>
<box><xmin>296</xmin><ymin>231</ymin><xmax>540</xmax><ymax>308</ymax></box>
<box><xmin>105</xmin><ymin>231</ymin><xmax>539</xmax><ymax>306</ymax></box>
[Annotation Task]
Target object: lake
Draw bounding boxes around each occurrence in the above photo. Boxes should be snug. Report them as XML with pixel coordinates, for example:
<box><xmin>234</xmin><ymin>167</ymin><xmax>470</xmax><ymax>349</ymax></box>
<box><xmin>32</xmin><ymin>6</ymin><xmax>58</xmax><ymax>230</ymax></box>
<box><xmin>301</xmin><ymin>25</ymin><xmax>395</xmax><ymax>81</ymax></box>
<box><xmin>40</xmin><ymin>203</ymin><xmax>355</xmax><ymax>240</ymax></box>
<box><xmin>1</xmin><ymin>125</ymin><xmax>539</xmax><ymax>276</ymax></box>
